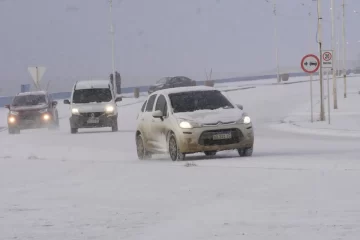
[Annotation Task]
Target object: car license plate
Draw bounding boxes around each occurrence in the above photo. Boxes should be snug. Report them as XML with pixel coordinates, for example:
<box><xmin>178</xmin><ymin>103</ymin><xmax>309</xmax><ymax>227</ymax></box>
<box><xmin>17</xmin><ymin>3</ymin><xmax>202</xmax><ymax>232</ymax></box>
<box><xmin>212</xmin><ymin>132</ymin><xmax>232</xmax><ymax>140</ymax></box>
<box><xmin>87</xmin><ymin>118</ymin><xmax>99</xmax><ymax>124</ymax></box>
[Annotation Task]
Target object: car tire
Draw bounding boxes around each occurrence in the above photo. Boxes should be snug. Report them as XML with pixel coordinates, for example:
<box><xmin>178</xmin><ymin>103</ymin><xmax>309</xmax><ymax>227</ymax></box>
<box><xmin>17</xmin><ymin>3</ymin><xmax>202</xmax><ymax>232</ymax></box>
<box><xmin>238</xmin><ymin>147</ymin><xmax>253</xmax><ymax>157</ymax></box>
<box><xmin>8</xmin><ymin>128</ymin><xmax>18</xmax><ymax>134</ymax></box>
<box><xmin>71</xmin><ymin>128</ymin><xmax>78</xmax><ymax>134</ymax></box>
<box><xmin>168</xmin><ymin>133</ymin><xmax>185</xmax><ymax>161</ymax></box>
<box><xmin>136</xmin><ymin>133</ymin><xmax>151</xmax><ymax>160</ymax></box>
<box><xmin>112</xmin><ymin>121</ymin><xmax>118</xmax><ymax>132</ymax></box>
<box><xmin>204</xmin><ymin>151</ymin><xmax>217</xmax><ymax>156</ymax></box>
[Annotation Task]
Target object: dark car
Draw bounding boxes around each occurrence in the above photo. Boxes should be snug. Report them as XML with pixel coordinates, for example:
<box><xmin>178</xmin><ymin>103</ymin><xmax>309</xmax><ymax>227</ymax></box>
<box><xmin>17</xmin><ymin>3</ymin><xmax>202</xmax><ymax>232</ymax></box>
<box><xmin>4</xmin><ymin>91</ymin><xmax>59</xmax><ymax>134</ymax></box>
<box><xmin>148</xmin><ymin>76</ymin><xmax>196</xmax><ymax>94</ymax></box>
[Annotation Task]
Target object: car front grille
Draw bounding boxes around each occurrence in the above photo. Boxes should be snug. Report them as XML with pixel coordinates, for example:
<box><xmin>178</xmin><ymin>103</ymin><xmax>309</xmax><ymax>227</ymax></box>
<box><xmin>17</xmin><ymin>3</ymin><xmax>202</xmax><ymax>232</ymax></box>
<box><xmin>198</xmin><ymin>128</ymin><xmax>243</xmax><ymax>146</ymax></box>
<box><xmin>18</xmin><ymin>111</ymin><xmax>41</xmax><ymax>120</ymax></box>
<box><xmin>80</xmin><ymin>112</ymin><xmax>105</xmax><ymax>118</ymax></box>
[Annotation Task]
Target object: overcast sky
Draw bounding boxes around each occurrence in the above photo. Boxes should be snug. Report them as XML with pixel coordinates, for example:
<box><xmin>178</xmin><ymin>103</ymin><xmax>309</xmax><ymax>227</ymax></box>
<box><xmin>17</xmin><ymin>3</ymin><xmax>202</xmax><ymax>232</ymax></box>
<box><xmin>0</xmin><ymin>0</ymin><xmax>360</xmax><ymax>95</ymax></box>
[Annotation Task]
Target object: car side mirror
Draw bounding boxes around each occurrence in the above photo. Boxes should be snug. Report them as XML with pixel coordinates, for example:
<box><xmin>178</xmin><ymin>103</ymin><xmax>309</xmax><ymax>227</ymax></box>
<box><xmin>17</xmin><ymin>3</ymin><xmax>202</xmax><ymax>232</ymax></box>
<box><xmin>4</xmin><ymin>104</ymin><xmax>10</xmax><ymax>109</ymax></box>
<box><xmin>236</xmin><ymin>104</ymin><xmax>243</xmax><ymax>110</ymax></box>
<box><xmin>115</xmin><ymin>96</ymin><xmax>122</xmax><ymax>102</ymax></box>
<box><xmin>63</xmin><ymin>99</ymin><xmax>70</xmax><ymax>104</ymax></box>
<box><xmin>52</xmin><ymin>101</ymin><xmax>58</xmax><ymax>106</ymax></box>
<box><xmin>152</xmin><ymin>110</ymin><xmax>164</xmax><ymax>120</ymax></box>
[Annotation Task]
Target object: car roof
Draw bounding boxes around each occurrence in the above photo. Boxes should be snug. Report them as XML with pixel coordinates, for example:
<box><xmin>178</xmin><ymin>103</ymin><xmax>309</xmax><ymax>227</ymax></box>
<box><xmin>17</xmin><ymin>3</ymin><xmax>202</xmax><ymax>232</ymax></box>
<box><xmin>149</xmin><ymin>86</ymin><xmax>217</xmax><ymax>96</ymax></box>
<box><xmin>17</xmin><ymin>90</ymin><xmax>47</xmax><ymax>96</ymax></box>
<box><xmin>75</xmin><ymin>80</ymin><xmax>111</xmax><ymax>90</ymax></box>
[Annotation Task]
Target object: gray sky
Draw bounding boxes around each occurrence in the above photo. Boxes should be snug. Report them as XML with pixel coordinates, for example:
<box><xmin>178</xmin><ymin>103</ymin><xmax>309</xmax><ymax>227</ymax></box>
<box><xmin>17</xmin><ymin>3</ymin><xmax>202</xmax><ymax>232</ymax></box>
<box><xmin>0</xmin><ymin>0</ymin><xmax>360</xmax><ymax>95</ymax></box>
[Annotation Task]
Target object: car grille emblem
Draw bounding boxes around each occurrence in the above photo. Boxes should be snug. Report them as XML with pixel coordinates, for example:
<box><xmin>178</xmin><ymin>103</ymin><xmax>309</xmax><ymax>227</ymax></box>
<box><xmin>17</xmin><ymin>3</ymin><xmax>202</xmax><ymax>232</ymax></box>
<box><xmin>90</xmin><ymin>113</ymin><xmax>95</xmax><ymax>118</ymax></box>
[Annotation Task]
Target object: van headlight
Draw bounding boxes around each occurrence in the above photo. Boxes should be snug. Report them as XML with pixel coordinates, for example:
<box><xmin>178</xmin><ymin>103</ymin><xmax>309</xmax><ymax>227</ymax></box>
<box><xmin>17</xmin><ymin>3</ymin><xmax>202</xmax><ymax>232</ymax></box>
<box><xmin>71</xmin><ymin>108</ymin><xmax>79</xmax><ymax>115</ymax></box>
<box><xmin>105</xmin><ymin>105</ymin><xmax>115</xmax><ymax>113</ymax></box>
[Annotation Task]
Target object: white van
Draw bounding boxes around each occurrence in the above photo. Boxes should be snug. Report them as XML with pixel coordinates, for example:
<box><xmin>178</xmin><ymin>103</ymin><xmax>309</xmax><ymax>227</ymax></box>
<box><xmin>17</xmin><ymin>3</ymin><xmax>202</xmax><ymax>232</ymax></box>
<box><xmin>64</xmin><ymin>80</ymin><xmax>122</xmax><ymax>134</ymax></box>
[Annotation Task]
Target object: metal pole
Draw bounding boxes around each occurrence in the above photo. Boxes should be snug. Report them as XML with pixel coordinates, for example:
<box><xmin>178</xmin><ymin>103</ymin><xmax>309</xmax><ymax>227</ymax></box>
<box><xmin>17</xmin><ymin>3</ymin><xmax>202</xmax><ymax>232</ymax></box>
<box><xmin>318</xmin><ymin>0</ymin><xmax>325</xmax><ymax>121</ymax></box>
<box><xmin>331</xmin><ymin>0</ymin><xmax>338</xmax><ymax>109</ymax></box>
<box><xmin>310</xmin><ymin>73</ymin><xmax>314</xmax><ymax>122</ymax></box>
<box><xmin>109</xmin><ymin>0</ymin><xmax>117</xmax><ymax>95</ymax></box>
<box><xmin>342</xmin><ymin>0</ymin><xmax>347</xmax><ymax>98</ymax></box>
<box><xmin>36</xmin><ymin>67</ymin><xmax>39</xmax><ymax>90</ymax></box>
<box><xmin>327</xmin><ymin>71</ymin><xmax>331</xmax><ymax>124</ymax></box>
<box><xmin>273</xmin><ymin>0</ymin><xmax>280</xmax><ymax>83</ymax></box>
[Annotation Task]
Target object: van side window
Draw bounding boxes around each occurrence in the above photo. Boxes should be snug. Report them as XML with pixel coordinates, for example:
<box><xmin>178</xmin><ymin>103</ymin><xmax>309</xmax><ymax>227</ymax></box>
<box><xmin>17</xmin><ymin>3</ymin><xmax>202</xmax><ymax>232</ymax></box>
<box><xmin>141</xmin><ymin>100</ymin><xmax>147</xmax><ymax>112</ymax></box>
<box><xmin>145</xmin><ymin>95</ymin><xmax>157</xmax><ymax>112</ymax></box>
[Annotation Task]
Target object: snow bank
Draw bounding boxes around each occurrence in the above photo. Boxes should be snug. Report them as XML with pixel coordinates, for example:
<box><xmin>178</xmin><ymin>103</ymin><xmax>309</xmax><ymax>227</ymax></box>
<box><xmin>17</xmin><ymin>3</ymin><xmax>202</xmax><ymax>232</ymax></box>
<box><xmin>271</xmin><ymin>76</ymin><xmax>360</xmax><ymax>138</ymax></box>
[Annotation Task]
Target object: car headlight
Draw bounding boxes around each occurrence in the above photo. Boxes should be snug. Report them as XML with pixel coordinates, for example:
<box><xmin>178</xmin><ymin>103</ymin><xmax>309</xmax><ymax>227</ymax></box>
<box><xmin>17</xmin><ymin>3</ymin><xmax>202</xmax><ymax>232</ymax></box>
<box><xmin>10</xmin><ymin>111</ymin><xmax>18</xmax><ymax>115</ymax></box>
<box><xmin>243</xmin><ymin>116</ymin><xmax>251</xmax><ymax>124</ymax></box>
<box><xmin>39</xmin><ymin>109</ymin><xmax>48</xmax><ymax>113</ymax></box>
<box><xmin>43</xmin><ymin>114</ymin><xmax>50</xmax><ymax>121</ymax></box>
<box><xmin>8</xmin><ymin>116</ymin><xmax>16</xmax><ymax>123</ymax></box>
<box><xmin>105</xmin><ymin>105</ymin><xmax>115</xmax><ymax>113</ymax></box>
<box><xmin>179</xmin><ymin>121</ymin><xmax>193</xmax><ymax>129</ymax></box>
<box><xmin>71</xmin><ymin>108</ymin><xmax>79</xmax><ymax>115</ymax></box>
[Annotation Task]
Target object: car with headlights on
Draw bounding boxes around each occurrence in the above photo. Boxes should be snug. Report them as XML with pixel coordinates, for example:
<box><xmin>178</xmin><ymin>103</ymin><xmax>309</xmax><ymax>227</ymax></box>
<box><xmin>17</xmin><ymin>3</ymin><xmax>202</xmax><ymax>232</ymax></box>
<box><xmin>135</xmin><ymin>86</ymin><xmax>254</xmax><ymax>161</ymax></box>
<box><xmin>4</xmin><ymin>91</ymin><xmax>59</xmax><ymax>134</ymax></box>
<box><xmin>63</xmin><ymin>80</ymin><xmax>122</xmax><ymax>134</ymax></box>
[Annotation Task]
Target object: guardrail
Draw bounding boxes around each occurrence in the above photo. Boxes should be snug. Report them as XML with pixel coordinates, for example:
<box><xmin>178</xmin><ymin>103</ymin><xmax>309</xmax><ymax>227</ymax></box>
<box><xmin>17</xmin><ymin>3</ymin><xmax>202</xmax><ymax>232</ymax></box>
<box><xmin>0</xmin><ymin>71</ymin><xmax>313</xmax><ymax>107</ymax></box>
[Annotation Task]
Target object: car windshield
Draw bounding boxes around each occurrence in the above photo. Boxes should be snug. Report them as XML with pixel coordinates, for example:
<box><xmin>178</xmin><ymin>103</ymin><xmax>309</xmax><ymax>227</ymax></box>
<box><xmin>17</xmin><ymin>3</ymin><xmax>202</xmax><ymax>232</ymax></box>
<box><xmin>72</xmin><ymin>88</ymin><xmax>112</xmax><ymax>103</ymax></box>
<box><xmin>169</xmin><ymin>90</ymin><xmax>234</xmax><ymax>113</ymax></box>
<box><xmin>12</xmin><ymin>94</ymin><xmax>47</xmax><ymax>106</ymax></box>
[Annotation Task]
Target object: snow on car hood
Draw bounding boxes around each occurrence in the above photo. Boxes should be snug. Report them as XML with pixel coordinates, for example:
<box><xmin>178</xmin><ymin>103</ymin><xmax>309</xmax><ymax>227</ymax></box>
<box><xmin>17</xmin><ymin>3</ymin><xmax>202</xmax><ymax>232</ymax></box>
<box><xmin>173</xmin><ymin>108</ymin><xmax>243</xmax><ymax>125</ymax></box>
<box><xmin>72</xmin><ymin>102</ymin><xmax>114</xmax><ymax>113</ymax></box>
<box><xmin>10</xmin><ymin>104</ymin><xmax>48</xmax><ymax>111</ymax></box>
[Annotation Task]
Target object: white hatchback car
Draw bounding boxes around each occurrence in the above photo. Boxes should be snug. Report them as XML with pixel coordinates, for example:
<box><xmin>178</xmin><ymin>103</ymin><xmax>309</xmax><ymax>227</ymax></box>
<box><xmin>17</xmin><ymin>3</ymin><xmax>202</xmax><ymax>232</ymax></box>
<box><xmin>135</xmin><ymin>86</ymin><xmax>254</xmax><ymax>161</ymax></box>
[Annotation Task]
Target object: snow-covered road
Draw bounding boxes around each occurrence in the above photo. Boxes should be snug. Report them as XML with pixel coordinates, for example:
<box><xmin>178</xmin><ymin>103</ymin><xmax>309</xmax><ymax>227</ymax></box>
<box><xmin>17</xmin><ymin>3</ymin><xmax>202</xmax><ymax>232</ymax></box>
<box><xmin>1</xmin><ymin>77</ymin><xmax>360</xmax><ymax>240</ymax></box>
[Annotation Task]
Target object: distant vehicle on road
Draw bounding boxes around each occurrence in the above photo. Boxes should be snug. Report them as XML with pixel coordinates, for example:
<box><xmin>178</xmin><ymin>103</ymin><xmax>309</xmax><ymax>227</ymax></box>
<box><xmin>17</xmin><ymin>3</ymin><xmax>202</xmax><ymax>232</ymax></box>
<box><xmin>148</xmin><ymin>76</ymin><xmax>196</xmax><ymax>94</ymax></box>
<box><xmin>135</xmin><ymin>86</ymin><xmax>254</xmax><ymax>161</ymax></box>
<box><xmin>4</xmin><ymin>91</ymin><xmax>59</xmax><ymax>134</ymax></box>
<box><xmin>63</xmin><ymin>80</ymin><xmax>122</xmax><ymax>134</ymax></box>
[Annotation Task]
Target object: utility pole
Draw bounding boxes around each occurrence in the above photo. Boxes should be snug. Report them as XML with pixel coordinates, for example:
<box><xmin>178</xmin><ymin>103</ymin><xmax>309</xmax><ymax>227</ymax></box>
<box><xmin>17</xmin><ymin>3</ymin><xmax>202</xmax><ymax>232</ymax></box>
<box><xmin>318</xmin><ymin>0</ymin><xmax>325</xmax><ymax>121</ymax></box>
<box><xmin>273</xmin><ymin>0</ymin><xmax>280</xmax><ymax>83</ymax></box>
<box><xmin>342</xmin><ymin>0</ymin><xmax>347</xmax><ymax>98</ymax></box>
<box><xmin>331</xmin><ymin>0</ymin><xmax>338</xmax><ymax>109</ymax></box>
<box><xmin>109</xmin><ymin>0</ymin><xmax>117</xmax><ymax>95</ymax></box>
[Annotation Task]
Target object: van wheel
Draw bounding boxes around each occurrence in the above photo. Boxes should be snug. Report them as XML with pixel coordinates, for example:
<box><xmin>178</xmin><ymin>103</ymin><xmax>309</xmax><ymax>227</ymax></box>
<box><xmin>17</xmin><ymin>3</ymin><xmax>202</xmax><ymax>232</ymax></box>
<box><xmin>169</xmin><ymin>133</ymin><xmax>185</xmax><ymax>161</ymax></box>
<box><xmin>8</xmin><ymin>128</ymin><xmax>19</xmax><ymax>134</ymax></box>
<box><xmin>238</xmin><ymin>147</ymin><xmax>253</xmax><ymax>157</ymax></box>
<box><xmin>112</xmin><ymin>121</ymin><xmax>118</xmax><ymax>132</ymax></box>
<box><xmin>71</xmin><ymin>128</ymin><xmax>78</xmax><ymax>134</ymax></box>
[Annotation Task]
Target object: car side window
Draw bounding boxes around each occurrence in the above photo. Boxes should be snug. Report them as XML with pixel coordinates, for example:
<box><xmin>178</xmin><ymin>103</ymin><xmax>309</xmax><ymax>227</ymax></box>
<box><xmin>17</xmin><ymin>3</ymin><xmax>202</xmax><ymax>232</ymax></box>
<box><xmin>154</xmin><ymin>94</ymin><xmax>168</xmax><ymax>115</ymax></box>
<box><xmin>140</xmin><ymin>100</ymin><xmax>147</xmax><ymax>112</ymax></box>
<box><xmin>145</xmin><ymin>95</ymin><xmax>157</xmax><ymax>112</ymax></box>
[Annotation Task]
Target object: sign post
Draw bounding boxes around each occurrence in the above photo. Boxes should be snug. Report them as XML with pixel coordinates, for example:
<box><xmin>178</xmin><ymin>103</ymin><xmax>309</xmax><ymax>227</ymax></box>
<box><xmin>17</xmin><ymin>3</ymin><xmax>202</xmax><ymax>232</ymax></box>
<box><xmin>322</xmin><ymin>50</ymin><xmax>333</xmax><ymax>124</ymax></box>
<box><xmin>28</xmin><ymin>66</ymin><xmax>46</xmax><ymax>90</ymax></box>
<box><xmin>301</xmin><ymin>54</ymin><xmax>320</xmax><ymax>123</ymax></box>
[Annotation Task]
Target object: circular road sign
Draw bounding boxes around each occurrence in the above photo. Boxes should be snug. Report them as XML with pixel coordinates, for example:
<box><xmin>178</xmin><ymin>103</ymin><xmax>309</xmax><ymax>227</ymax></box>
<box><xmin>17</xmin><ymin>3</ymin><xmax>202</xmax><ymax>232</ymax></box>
<box><xmin>301</xmin><ymin>54</ymin><xmax>320</xmax><ymax>74</ymax></box>
<box><xmin>322</xmin><ymin>51</ymin><xmax>332</xmax><ymax>61</ymax></box>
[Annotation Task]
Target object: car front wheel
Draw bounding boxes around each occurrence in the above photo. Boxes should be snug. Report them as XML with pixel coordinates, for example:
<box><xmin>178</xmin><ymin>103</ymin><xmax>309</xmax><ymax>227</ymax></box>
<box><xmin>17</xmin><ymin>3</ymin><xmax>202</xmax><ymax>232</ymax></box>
<box><xmin>238</xmin><ymin>147</ymin><xmax>253</xmax><ymax>157</ymax></box>
<box><xmin>169</xmin><ymin>133</ymin><xmax>185</xmax><ymax>161</ymax></box>
<box><xmin>136</xmin><ymin>134</ymin><xmax>151</xmax><ymax>160</ymax></box>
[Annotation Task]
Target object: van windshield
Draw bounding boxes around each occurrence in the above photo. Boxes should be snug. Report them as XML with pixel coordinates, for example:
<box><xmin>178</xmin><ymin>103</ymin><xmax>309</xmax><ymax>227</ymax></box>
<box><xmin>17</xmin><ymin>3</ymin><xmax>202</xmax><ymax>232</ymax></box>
<box><xmin>72</xmin><ymin>88</ymin><xmax>112</xmax><ymax>103</ymax></box>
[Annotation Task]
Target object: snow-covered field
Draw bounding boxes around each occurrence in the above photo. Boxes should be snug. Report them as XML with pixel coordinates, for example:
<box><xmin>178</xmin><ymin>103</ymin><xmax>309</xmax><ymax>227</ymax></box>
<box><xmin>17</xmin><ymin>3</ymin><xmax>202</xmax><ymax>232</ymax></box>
<box><xmin>1</xmin><ymin>76</ymin><xmax>360</xmax><ymax>240</ymax></box>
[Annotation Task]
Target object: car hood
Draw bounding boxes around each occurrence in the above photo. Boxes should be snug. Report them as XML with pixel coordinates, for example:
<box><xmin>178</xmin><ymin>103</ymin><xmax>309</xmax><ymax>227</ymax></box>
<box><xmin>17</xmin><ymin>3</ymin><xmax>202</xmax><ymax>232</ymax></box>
<box><xmin>173</xmin><ymin>108</ymin><xmax>243</xmax><ymax>125</ymax></box>
<box><xmin>10</xmin><ymin>104</ymin><xmax>48</xmax><ymax>111</ymax></box>
<box><xmin>71</xmin><ymin>102</ymin><xmax>114</xmax><ymax>113</ymax></box>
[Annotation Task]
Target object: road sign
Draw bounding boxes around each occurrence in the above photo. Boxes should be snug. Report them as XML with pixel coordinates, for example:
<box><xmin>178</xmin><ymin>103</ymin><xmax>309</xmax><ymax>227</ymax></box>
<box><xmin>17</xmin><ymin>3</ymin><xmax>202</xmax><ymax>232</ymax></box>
<box><xmin>28</xmin><ymin>66</ymin><xmax>46</xmax><ymax>89</ymax></box>
<box><xmin>301</xmin><ymin>54</ymin><xmax>320</xmax><ymax>74</ymax></box>
<box><xmin>321</xmin><ymin>50</ymin><xmax>333</xmax><ymax>69</ymax></box>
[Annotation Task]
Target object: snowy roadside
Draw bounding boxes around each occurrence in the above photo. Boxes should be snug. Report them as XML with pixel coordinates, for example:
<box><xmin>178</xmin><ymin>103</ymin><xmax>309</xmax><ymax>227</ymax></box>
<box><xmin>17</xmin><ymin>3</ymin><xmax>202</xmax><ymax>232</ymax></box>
<box><xmin>271</xmin><ymin>77</ymin><xmax>360</xmax><ymax>138</ymax></box>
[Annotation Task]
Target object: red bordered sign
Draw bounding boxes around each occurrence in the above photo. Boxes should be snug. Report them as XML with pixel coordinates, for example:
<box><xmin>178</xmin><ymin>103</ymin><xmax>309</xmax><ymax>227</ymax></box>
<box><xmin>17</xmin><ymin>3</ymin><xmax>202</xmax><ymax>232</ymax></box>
<box><xmin>301</xmin><ymin>54</ymin><xmax>320</xmax><ymax>74</ymax></box>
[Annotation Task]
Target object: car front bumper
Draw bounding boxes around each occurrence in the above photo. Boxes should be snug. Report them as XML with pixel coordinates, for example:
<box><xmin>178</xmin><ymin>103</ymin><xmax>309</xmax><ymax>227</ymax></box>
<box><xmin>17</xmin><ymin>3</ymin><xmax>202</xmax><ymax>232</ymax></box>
<box><xmin>174</xmin><ymin>123</ymin><xmax>254</xmax><ymax>154</ymax></box>
<box><xmin>70</xmin><ymin>113</ymin><xmax>117</xmax><ymax>128</ymax></box>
